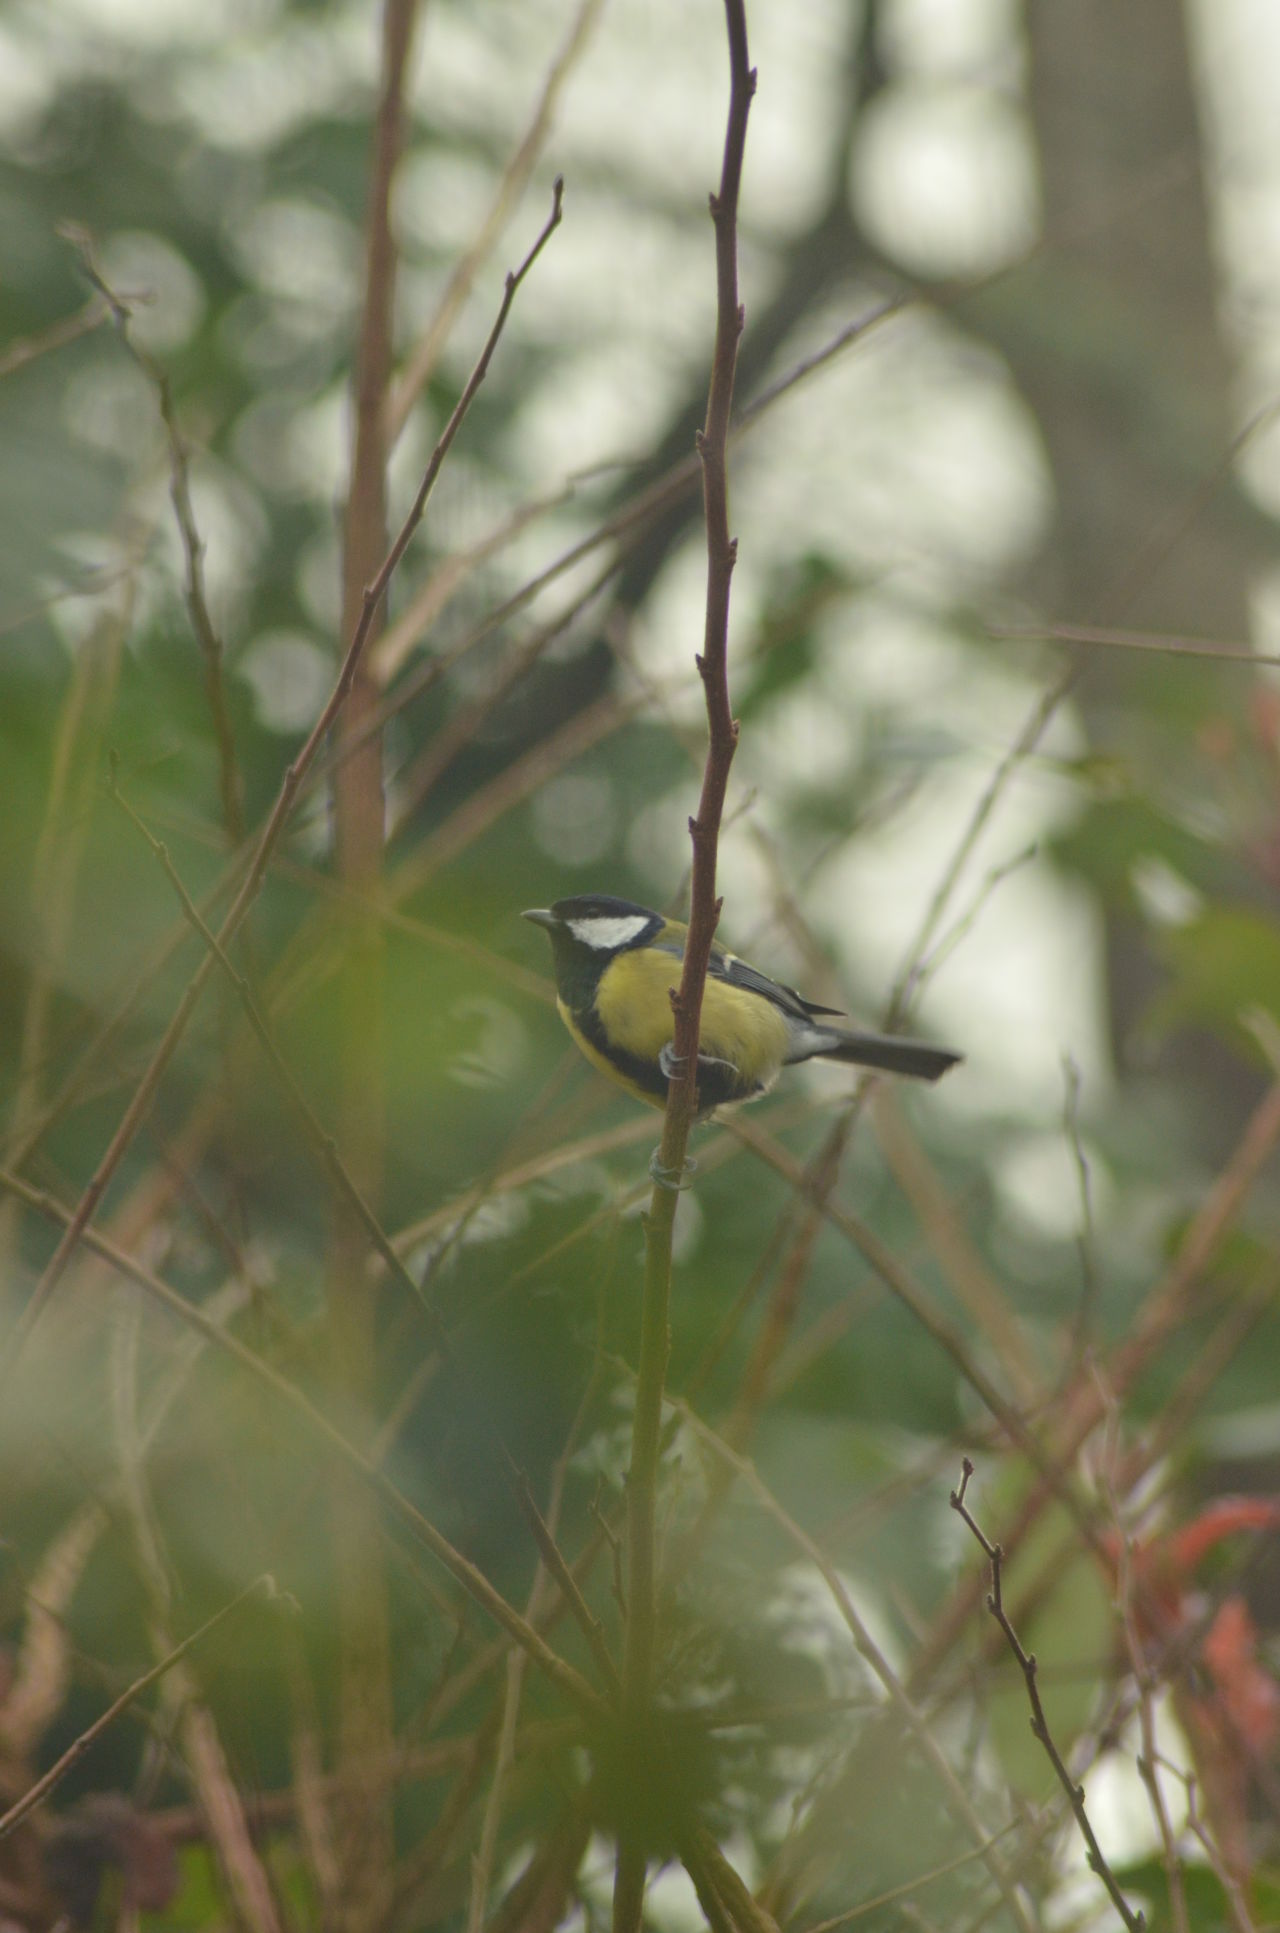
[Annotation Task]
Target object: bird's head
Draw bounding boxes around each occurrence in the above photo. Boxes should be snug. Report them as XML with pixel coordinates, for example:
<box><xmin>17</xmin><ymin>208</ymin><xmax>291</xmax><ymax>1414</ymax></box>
<box><xmin>523</xmin><ymin>895</ymin><xmax>665</xmax><ymax>1006</ymax></box>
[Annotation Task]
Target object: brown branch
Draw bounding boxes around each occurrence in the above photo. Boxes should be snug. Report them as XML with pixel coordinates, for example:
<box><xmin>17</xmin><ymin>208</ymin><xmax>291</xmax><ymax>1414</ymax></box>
<box><xmin>0</xmin><ymin>174</ymin><xmax>565</xmax><ymax>1386</ymax></box>
<box><xmin>615</xmin><ymin>13</ymin><xmax>755</xmax><ymax>1933</ymax></box>
<box><xmin>388</xmin><ymin>552</ymin><xmax>619</xmax><ymax>831</ymax></box>
<box><xmin>386</xmin><ymin>0</ymin><xmax>602</xmax><ymax>444</ymax></box>
<box><xmin>61</xmin><ymin>228</ymin><xmax>245</xmax><ymax>849</ymax></box>
<box><xmin>153</xmin><ymin>364</ymin><xmax>246</xmax><ymax>849</ymax></box>
<box><xmin>290</xmin><ymin>289</ymin><xmax>912</xmax><ymax>806</ymax></box>
<box><xmin>950</xmin><ymin>1459</ymin><xmax>1146</xmax><ymax>1933</ymax></box>
<box><xmin>0</xmin><ymin>1577</ymin><xmax>273</xmax><ymax>1843</ymax></box>
<box><xmin>0</xmin><ymin>292</ymin><xmax>110</xmax><ymax>379</ymax></box>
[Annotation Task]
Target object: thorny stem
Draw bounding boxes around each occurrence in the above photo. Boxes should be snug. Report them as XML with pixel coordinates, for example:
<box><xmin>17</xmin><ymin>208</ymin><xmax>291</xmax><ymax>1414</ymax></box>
<box><xmin>615</xmin><ymin>9</ymin><xmax>754</xmax><ymax>1931</ymax></box>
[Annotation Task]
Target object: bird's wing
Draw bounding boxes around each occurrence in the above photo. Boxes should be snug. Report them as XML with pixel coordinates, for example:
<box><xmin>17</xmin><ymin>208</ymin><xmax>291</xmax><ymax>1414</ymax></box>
<box><xmin>710</xmin><ymin>945</ymin><xmax>843</xmax><ymax>1023</ymax></box>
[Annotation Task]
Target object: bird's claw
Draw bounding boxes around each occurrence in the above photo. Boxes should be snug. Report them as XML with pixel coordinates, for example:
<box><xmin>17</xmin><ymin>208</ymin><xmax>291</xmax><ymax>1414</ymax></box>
<box><xmin>649</xmin><ymin>1147</ymin><xmax>698</xmax><ymax>1192</ymax></box>
<box><xmin>660</xmin><ymin>1044</ymin><xmax>739</xmax><ymax>1081</ymax></box>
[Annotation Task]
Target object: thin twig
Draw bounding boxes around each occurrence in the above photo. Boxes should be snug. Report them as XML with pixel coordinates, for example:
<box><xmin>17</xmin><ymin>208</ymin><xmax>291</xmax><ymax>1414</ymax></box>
<box><xmin>799</xmin><ymin>1820</ymin><xmax>1025</xmax><ymax>1933</ymax></box>
<box><xmin>680</xmin><ymin>1827</ymin><xmax>781</xmax><ymax>1933</ymax></box>
<box><xmin>292</xmin><ymin>288</ymin><xmax>925</xmax><ymax>805</ymax></box>
<box><xmin>389</xmin><ymin>551</ymin><xmax>619</xmax><ymax>830</ymax></box>
<box><xmin>949</xmin><ymin>1458</ymin><xmax>1145</xmax><ymax>1933</ymax></box>
<box><xmin>370</xmin><ymin>476</ymin><xmax>580</xmax><ymax>684</ymax></box>
<box><xmin>887</xmin><ymin>667</ymin><xmax>1076</xmax><ymax>1026</ymax></box>
<box><xmin>1</xmin><ymin>176</ymin><xmax>565</xmax><ymax>1385</ymax></box>
<box><xmin>909</xmin><ymin>841</ymin><xmax>1039</xmax><ymax>1000</ymax></box>
<box><xmin>0</xmin><ymin>1576</ymin><xmax>275</xmax><ymax>1842</ymax></box>
<box><xmin>990</xmin><ymin>618</ymin><xmax>1280</xmax><ymax>669</ymax></box>
<box><xmin>386</xmin><ymin>0</ymin><xmax>602</xmax><ymax>443</ymax></box>
<box><xmin>0</xmin><ymin>292</ymin><xmax>110</xmax><ymax>378</ymax></box>
<box><xmin>389</xmin><ymin>684</ymin><xmax>637</xmax><ymax>900</ymax></box>
<box><xmin>62</xmin><ymin>230</ymin><xmax>245</xmax><ymax>849</ymax></box>
<box><xmin>871</xmin><ymin>1090</ymin><xmax>1041</xmax><ymax>1408</ymax></box>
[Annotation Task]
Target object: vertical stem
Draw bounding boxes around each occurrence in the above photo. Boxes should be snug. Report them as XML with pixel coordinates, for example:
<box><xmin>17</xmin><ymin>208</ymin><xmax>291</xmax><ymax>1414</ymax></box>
<box><xmin>614</xmin><ymin>8</ymin><xmax>755</xmax><ymax>1931</ymax></box>
<box><xmin>329</xmin><ymin>1</ymin><xmax>418</xmax><ymax>1923</ymax></box>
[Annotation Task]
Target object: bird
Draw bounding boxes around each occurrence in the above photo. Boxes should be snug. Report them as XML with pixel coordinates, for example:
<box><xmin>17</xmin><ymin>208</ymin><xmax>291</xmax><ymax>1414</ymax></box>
<box><xmin>523</xmin><ymin>893</ymin><xmax>960</xmax><ymax>1116</ymax></box>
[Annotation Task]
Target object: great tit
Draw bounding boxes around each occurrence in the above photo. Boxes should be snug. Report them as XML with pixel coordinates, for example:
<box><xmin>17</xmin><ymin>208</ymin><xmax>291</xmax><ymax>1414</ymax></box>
<box><xmin>523</xmin><ymin>893</ymin><xmax>960</xmax><ymax>1115</ymax></box>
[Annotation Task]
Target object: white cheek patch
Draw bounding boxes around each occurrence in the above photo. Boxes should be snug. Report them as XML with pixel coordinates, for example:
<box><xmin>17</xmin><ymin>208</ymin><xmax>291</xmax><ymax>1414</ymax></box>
<box><xmin>568</xmin><ymin>914</ymin><xmax>651</xmax><ymax>950</ymax></box>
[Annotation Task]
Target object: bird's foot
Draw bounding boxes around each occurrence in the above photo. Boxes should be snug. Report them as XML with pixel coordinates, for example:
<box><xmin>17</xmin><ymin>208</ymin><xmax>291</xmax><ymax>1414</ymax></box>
<box><xmin>649</xmin><ymin>1147</ymin><xmax>698</xmax><ymax>1192</ymax></box>
<box><xmin>659</xmin><ymin>1043</ymin><xmax>738</xmax><ymax>1081</ymax></box>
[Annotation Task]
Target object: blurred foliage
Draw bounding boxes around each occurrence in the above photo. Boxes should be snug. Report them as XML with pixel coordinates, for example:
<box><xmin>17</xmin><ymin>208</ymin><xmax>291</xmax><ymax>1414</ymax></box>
<box><xmin>3</xmin><ymin>1</ymin><xmax>1280</xmax><ymax>1930</ymax></box>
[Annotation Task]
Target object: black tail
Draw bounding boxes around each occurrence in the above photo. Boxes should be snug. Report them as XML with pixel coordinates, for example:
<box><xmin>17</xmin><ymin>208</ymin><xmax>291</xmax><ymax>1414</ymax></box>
<box><xmin>801</xmin><ymin>1027</ymin><xmax>961</xmax><ymax>1083</ymax></box>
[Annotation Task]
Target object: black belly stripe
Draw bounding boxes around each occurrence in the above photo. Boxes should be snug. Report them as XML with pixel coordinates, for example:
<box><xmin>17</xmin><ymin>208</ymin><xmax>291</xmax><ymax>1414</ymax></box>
<box><xmin>572</xmin><ymin>1002</ymin><xmax>762</xmax><ymax>1109</ymax></box>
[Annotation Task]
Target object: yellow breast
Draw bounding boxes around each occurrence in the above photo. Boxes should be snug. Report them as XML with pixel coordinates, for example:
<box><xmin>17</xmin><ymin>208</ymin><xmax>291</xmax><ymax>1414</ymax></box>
<box><xmin>588</xmin><ymin>945</ymin><xmax>792</xmax><ymax>1103</ymax></box>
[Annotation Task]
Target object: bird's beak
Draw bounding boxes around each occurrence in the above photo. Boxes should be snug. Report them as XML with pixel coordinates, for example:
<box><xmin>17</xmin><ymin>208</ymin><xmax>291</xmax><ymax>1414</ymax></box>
<box><xmin>522</xmin><ymin>908</ymin><xmax>559</xmax><ymax>929</ymax></box>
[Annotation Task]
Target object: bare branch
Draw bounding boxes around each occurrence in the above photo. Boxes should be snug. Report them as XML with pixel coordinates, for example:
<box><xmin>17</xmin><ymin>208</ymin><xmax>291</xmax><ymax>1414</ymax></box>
<box><xmin>0</xmin><ymin>1577</ymin><xmax>275</xmax><ymax>1843</ymax></box>
<box><xmin>950</xmin><ymin>1459</ymin><xmax>1146</xmax><ymax>1933</ymax></box>
<box><xmin>386</xmin><ymin>0</ymin><xmax>602</xmax><ymax>444</ymax></box>
<box><xmin>616</xmin><ymin>12</ymin><xmax>755</xmax><ymax>1931</ymax></box>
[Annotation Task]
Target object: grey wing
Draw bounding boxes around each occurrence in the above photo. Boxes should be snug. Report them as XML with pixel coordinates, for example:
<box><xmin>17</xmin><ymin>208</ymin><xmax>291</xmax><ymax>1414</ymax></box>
<box><xmin>712</xmin><ymin>946</ymin><xmax>843</xmax><ymax>1023</ymax></box>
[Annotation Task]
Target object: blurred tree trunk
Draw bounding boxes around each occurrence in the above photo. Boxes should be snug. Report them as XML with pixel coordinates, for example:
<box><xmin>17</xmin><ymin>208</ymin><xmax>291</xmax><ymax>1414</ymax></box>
<box><xmin>987</xmin><ymin>0</ymin><xmax>1266</xmax><ymax>1153</ymax></box>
